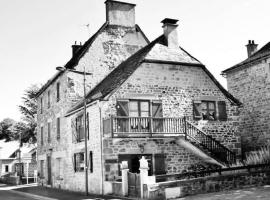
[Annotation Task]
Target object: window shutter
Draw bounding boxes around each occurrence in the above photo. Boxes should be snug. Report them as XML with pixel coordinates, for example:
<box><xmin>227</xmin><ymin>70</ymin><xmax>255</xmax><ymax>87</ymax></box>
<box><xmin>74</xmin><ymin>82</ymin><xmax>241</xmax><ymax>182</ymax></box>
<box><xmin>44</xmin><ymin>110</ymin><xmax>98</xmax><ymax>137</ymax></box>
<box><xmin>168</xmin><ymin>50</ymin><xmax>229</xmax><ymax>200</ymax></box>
<box><xmin>152</xmin><ymin>101</ymin><xmax>163</xmax><ymax>132</ymax></box>
<box><xmin>72</xmin><ymin>154</ymin><xmax>76</xmax><ymax>172</ymax></box>
<box><xmin>218</xmin><ymin>101</ymin><xmax>227</xmax><ymax>121</ymax></box>
<box><xmin>116</xmin><ymin>100</ymin><xmax>129</xmax><ymax>116</ymax></box>
<box><xmin>154</xmin><ymin>154</ymin><xmax>166</xmax><ymax>175</ymax></box>
<box><xmin>193</xmin><ymin>101</ymin><xmax>202</xmax><ymax>120</ymax></box>
<box><xmin>89</xmin><ymin>151</ymin><xmax>93</xmax><ymax>173</ymax></box>
<box><xmin>152</xmin><ymin>101</ymin><xmax>163</xmax><ymax>117</ymax></box>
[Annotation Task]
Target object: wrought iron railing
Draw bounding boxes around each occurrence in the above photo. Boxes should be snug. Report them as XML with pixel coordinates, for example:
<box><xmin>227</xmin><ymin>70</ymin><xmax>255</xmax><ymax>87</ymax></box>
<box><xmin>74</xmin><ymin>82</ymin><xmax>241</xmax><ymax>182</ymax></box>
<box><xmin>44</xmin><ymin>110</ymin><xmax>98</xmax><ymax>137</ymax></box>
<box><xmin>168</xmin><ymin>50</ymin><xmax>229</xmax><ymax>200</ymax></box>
<box><xmin>185</xmin><ymin>121</ymin><xmax>236</xmax><ymax>165</ymax></box>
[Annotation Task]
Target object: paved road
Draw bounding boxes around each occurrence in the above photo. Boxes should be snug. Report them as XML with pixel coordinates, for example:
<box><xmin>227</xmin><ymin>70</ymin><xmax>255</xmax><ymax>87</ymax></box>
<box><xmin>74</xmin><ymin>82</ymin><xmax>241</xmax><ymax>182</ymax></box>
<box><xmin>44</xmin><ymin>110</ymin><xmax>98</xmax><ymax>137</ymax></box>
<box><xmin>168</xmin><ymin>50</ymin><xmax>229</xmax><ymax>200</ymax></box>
<box><xmin>178</xmin><ymin>185</ymin><xmax>270</xmax><ymax>200</ymax></box>
<box><xmin>0</xmin><ymin>190</ymin><xmax>36</xmax><ymax>200</ymax></box>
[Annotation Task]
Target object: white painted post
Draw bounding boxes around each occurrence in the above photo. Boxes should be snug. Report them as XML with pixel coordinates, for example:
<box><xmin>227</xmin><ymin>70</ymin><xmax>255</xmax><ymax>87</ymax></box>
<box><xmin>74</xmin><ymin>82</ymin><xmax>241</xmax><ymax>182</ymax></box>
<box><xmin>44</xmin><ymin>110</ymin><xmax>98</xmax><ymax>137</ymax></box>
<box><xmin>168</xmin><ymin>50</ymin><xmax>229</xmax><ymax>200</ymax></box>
<box><xmin>121</xmin><ymin>161</ymin><xmax>129</xmax><ymax>197</ymax></box>
<box><xmin>139</xmin><ymin>156</ymin><xmax>149</xmax><ymax>198</ymax></box>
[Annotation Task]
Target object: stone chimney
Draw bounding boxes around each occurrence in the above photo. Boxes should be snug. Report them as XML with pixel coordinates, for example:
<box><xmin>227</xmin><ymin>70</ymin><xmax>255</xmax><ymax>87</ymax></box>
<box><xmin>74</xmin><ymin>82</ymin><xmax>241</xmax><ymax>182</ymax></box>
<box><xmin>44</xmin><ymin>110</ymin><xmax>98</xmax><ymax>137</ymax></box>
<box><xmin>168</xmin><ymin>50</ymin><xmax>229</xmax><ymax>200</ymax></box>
<box><xmin>105</xmin><ymin>0</ymin><xmax>136</xmax><ymax>27</ymax></box>
<box><xmin>246</xmin><ymin>40</ymin><xmax>258</xmax><ymax>58</ymax></box>
<box><xmin>161</xmin><ymin>18</ymin><xmax>179</xmax><ymax>49</ymax></box>
<box><xmin>72</xmin><ymin>41</ymin><xmax>82</xmax><ymax>56</ymax></box>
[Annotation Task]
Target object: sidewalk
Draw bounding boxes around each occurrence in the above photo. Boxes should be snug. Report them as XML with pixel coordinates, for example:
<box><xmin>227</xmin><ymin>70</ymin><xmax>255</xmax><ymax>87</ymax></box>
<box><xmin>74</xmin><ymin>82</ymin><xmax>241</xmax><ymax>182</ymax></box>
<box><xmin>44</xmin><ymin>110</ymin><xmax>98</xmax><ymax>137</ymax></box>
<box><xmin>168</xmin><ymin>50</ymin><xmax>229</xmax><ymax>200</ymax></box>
<box><xmin>1</xmin><ymin>183</ymin><xmax>131</xmax><ymax>200</ymax></box>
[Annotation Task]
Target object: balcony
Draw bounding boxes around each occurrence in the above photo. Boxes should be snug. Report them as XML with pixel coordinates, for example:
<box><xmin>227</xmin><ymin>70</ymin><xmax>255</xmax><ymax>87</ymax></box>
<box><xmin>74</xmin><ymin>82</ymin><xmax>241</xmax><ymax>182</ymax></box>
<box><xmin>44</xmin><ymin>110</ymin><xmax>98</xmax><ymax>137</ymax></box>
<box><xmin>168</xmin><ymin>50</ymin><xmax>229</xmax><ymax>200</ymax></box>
<box><xmin>103</xmin><ymin>116</ymin><xmax>186</xmax><ymax>138</ymax></box>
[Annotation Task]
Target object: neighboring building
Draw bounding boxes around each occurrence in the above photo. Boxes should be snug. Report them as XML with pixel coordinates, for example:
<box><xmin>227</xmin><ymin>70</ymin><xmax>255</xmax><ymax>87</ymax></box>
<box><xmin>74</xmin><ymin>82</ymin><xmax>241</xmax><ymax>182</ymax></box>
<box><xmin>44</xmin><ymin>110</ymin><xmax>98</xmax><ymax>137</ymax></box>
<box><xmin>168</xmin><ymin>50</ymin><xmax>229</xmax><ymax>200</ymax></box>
<box><xmin>36</xmin><ymin>0</ymin><xmax>242</xmax><ymax>196</ymax></box>
<box><xmin>222</xmin><ymin>40</ymin><xmax>270</xmax><ymax>154</ymax></box>
<box><xmin>0</xmin><ymin>140</ymin><xmax>36</xmax><ymax>180</ymax></box>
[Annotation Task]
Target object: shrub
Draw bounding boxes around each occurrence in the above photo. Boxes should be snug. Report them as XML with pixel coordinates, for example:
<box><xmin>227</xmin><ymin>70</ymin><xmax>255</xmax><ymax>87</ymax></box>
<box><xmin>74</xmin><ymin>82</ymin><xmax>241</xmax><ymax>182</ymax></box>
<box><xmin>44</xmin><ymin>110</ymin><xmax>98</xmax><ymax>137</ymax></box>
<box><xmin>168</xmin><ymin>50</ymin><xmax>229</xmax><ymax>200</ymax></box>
<box><xmin>244</xmin><ymin>146</ymin><xmax>270</xmax><ymax>165</ymax></box>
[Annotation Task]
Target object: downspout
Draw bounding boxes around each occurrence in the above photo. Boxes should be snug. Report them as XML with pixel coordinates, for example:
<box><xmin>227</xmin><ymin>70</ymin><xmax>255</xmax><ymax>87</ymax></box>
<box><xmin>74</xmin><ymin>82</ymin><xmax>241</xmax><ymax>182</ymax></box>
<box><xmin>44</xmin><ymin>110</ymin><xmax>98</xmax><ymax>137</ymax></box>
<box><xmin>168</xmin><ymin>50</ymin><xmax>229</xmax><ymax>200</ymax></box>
<box><xmin>99</xmin><ymin>100</ymin><xmax>104</xmax><ymax>194</ymax></box>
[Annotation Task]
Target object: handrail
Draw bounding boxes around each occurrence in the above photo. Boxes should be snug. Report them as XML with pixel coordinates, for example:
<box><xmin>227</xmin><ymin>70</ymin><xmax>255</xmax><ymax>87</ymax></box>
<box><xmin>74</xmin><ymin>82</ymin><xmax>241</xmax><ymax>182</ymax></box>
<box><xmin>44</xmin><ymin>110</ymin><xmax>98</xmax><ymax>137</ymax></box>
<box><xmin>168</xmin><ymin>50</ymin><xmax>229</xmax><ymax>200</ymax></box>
<box><xmin>185</xmin><ymin>120</ymin><xmax>236</xmax><ymax>165</ymax></box>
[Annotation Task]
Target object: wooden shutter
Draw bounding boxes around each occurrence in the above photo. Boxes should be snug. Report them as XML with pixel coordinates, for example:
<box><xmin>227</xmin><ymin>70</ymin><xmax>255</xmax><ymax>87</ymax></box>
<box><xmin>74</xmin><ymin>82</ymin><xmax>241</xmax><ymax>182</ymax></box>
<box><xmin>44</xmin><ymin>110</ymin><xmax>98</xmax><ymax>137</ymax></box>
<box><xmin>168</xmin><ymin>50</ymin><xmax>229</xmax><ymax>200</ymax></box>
<box><xmin>116</xmin><ymin>100</ymin><xmax>129</xmax><ymax>116</ymax></box>
<box><xmin>193</xmin><ymin>101</ymin><xmax>202</xmax><ymax>120</ymax></box>
<box><xmin>152</xmin><ymin>101</ymin><xmax>163</xmax><ymax>117</ymax></box>
<box><xmin>72</xmin><ymin>154</ymin><xmax>76</xmax><ymax>172</ymax></box>
<box><xmin>89</xmin><ymin>151</ymin><xmax>93</xmax><ymax>173</ymax></box>
<box><xmin>154</xmin><ymin>154</ymin><xmax>166</xmax><ymax>175</ymax></box>
<box><xmin>218</xmin><ymin>101</ymin><xmax>227</xmax><ymax>121</ymax></box>
<box><xmin>152</xmin><ymin>101</ymin><xmax>163</xmax><ymax>132</ymax></box>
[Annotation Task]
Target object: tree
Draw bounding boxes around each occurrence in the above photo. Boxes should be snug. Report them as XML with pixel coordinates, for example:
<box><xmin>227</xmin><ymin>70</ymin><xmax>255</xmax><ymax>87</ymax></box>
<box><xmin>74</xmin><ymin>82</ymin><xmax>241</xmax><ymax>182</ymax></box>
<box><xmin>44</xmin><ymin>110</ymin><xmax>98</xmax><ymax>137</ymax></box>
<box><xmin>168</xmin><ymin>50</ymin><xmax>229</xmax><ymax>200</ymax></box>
<box><xmin>0</xmin><ymin>118</ymin><xmax>16</xmax><ymax>141</ymax></box>
<box><xmin>17</xmin><ymin>85</ymin><xmax>40</xmax><ymax>144</ymax></box>
<box><xmin>0</xmin><ymin>85</ymin><xmax>40</xmax><ymax>144</ymax></box>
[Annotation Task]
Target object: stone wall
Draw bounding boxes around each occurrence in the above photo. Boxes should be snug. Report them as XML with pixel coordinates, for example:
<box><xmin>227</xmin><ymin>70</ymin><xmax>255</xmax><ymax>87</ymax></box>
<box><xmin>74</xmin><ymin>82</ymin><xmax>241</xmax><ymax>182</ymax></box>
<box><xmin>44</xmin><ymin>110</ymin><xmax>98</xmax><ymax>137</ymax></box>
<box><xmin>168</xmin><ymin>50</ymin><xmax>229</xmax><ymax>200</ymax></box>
<box><xmin>226</xmin><ymin>57</ymin><xmax>270</xmax><ymax>153</ymax></box>
<box><xmin>146</xmin><ymin>169</ymin><xmax>270</xmax><ymax>199</ymax></box>
<box><xmin>100</xmin><ymin>62</ymin><xmax>241</xmax><ymax>180</ymax></box>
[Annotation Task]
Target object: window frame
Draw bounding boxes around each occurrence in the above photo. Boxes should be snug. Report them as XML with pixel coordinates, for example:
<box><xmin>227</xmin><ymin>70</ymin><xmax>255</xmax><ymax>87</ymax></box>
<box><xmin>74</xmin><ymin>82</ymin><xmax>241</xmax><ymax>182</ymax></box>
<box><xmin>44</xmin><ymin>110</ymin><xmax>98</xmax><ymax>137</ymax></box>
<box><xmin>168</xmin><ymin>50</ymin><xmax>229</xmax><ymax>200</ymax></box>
<box><xmin>74</xmin><ymin>152</ymin><xmax>85</xmax><ymax>172</ymax></box>
<box><xmin>41</xmin><ymin>126</ymin><xmax>44</xmax><ymax>145</ymax></box>
<box><xmin>201</xmin><ymin>100</ymin><xmax>216</xmax><ymax>121</ymax></box>
<box><xmin>75</xmin><ymin>114</ymin><xmax>85</xmax><ymax>142</ymax></box>
<box><xmin>47</xmin><ymin>90</ymin><xmax>51</xmax><ymax>108</ymax></box>
<box><xmin>56</xmin><ymin>117</ymin><xmax>60</xmax><ymax>140</ymax></box>
<box><xmin>47</xmin><ymin>122</ymin><xmax>51</xmax><ymax>143</ymax></box>
<box><xmin>40</xmin><ymin>97</ymin><xmax>43</xmax><ymax>114</ymax></box>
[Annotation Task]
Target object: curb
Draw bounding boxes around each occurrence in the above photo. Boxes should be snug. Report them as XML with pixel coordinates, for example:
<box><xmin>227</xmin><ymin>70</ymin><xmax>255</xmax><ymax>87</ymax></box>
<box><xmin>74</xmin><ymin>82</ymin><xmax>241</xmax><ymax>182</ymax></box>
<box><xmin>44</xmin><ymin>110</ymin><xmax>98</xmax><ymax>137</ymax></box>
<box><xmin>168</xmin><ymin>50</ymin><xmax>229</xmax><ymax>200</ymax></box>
<box><xmin>9</xmin><ymin>189</ymin><xmax>57</xmax><ymax>200</ymax></box>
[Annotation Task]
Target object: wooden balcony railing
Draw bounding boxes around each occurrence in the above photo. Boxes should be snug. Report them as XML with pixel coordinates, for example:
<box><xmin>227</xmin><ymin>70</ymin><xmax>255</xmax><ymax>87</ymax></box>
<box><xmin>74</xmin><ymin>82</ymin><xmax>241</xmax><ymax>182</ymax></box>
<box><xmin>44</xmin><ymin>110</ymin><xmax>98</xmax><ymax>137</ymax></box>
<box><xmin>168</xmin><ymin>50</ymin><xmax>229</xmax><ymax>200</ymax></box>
<box><xmin>103</xmin><ymin>116</ymin><xmax>186</xmax><ymax>138</ymax></box>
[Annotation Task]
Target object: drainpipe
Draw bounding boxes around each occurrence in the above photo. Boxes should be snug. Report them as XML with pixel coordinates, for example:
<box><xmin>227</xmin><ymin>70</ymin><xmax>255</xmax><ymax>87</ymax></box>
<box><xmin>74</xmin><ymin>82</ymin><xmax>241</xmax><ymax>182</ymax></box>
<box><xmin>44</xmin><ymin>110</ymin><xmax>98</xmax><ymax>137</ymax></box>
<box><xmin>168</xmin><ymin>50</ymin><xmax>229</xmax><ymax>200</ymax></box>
<box><xmin>99</xmin><ymin>100</ymin><xmax>104</xmax><ymax>195</ymax></box>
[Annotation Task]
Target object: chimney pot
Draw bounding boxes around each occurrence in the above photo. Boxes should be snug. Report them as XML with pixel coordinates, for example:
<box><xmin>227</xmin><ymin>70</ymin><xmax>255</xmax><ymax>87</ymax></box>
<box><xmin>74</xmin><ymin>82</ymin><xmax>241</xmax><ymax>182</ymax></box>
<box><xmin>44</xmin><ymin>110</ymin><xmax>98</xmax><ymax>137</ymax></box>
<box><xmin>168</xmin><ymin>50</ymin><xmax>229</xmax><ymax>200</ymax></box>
<box><xmin>246</xmin><ymin>40</ymin><xmax>258</xmax><ymax>58</ymax></box>
<box><xmin>72</xmin><ymin>41</ymin><xmax>83</xmax><ymax>57</ymax></box>
<box><xmin>105</xmin><ymin>0</ymin><xmax>136</xmax><ymax>27</ymax></box>
<box><xmin>161</xmin><ymin>18</ymin><xmax>179</xmax><ymax>49</ymax></box>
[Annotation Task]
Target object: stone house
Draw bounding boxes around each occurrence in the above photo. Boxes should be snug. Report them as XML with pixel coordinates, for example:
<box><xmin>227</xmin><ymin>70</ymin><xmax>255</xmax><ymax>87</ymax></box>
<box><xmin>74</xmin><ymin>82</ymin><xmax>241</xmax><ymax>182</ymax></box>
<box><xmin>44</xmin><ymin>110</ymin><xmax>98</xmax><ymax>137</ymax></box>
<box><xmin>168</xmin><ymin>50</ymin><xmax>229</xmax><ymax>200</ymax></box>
<box><xmin>222</xmin><ymin>40</ymin><xmax>270</xmax><ymax>154</ymax></box>
<box><xmin>36</xmin><ymin>0</ymin><xmax>149</xmax><ymax>192</ymax></box>
<box><xmin>36</xmin><ymin>0</ymin><xmax>242</xmax><ymax>195</ymax></box>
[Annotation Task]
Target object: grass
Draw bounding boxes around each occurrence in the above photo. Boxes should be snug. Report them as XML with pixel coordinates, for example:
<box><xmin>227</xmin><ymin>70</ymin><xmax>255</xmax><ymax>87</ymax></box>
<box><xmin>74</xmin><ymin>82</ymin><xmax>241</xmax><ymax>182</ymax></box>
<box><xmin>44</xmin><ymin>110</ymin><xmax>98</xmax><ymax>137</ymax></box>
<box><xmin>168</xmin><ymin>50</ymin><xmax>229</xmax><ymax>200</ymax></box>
<box><xmin>244</xmin><ymin>146</ymin><xmax>270</xmax><ymax>165</ymax></box>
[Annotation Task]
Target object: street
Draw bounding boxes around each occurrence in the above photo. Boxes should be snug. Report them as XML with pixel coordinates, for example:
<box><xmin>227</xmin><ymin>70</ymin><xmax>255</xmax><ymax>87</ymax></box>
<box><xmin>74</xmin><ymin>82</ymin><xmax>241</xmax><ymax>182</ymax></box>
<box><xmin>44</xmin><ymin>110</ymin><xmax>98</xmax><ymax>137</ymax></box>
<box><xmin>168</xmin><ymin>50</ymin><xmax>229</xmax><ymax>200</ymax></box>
<box><xmin>0</xmin><ymin>190</ymin><xmax>36</xmax><ymax>200</ymax></box>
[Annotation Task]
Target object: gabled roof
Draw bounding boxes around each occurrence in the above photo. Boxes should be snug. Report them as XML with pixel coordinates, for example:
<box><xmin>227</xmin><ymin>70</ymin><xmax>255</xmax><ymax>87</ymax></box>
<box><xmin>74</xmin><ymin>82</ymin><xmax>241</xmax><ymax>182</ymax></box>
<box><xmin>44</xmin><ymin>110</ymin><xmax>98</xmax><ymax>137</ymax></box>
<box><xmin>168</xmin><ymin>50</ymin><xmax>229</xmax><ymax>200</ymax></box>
<box><xmin>222</xmin><ymin>41</ymin><xmax>270</xmax><ymax>74</ymax></box>
<box><xmin>36</xmin><ymin>23</ymin><xmax>149</xmax><ymax>97</ymax></box>
<box><xmin>66</xmin><ymin>35</ymin><xmax>241</xmax><ymax>116</ymax></box>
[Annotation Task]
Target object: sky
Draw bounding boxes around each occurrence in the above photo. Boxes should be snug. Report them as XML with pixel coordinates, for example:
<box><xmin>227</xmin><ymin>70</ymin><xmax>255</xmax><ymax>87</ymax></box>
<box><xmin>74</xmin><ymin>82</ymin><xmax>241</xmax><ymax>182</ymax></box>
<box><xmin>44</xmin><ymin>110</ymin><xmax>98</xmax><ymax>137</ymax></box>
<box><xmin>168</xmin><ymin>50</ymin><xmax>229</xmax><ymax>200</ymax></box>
<box><xmin>0</xmin><ymin>0</ymin><xmax>270</xmax><ymax>122</ymax></box>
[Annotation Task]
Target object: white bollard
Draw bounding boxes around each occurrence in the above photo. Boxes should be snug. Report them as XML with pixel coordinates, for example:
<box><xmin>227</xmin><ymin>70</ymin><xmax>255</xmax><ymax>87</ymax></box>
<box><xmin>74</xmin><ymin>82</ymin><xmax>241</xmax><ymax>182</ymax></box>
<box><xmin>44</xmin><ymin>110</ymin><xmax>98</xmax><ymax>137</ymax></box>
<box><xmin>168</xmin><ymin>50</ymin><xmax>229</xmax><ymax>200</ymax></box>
<box><xmin>121</xmin><ymin>161</ymin><xmax>129</xmax><ymax>196</ymax></box>
<box><xmin>139</xmin><ymin>156</ymin><xmax>149</xmax><ymax>198</ymax></box>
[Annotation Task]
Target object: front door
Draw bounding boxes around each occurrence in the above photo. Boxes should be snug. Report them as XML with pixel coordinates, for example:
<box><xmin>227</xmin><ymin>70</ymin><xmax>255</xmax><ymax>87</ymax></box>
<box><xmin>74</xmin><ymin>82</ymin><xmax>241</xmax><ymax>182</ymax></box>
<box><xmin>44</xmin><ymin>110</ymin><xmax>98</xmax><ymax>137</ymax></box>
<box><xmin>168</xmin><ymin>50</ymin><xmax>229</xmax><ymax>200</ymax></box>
<box><xmin>47</xmin><ymin>155</ymin><xmax>52</xmax><ymax>185</ymax></box>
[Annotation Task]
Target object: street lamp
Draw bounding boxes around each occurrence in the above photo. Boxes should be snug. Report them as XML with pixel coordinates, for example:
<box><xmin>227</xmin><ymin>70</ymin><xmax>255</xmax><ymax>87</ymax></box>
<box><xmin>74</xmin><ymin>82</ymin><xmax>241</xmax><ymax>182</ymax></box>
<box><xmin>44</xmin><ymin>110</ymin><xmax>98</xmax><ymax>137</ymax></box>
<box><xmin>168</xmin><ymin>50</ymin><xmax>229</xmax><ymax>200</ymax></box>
<box><xmin>56</xmin><ymin>66</ymin><xmax>92</xmax><ymax>196</ymax></box>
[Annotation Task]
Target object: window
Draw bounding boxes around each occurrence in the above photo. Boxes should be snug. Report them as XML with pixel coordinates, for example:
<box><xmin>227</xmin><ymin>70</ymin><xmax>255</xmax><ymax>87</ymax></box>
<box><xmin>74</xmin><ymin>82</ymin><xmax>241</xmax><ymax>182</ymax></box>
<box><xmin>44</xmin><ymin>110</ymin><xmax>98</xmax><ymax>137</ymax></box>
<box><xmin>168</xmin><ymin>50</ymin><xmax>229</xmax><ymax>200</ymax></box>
<box><xmin>48</xmin><ymin>122</ymin><xmax>51</xmax><ymax>143</ymax></box>
<box><xmin>129</xmin><ymin>100</ymin><xmax>150</xmax><ymax>117</ymax></box>
<box><xmin>47</xmin><ymin>90</ymin><xmax>51</xmax><ymax>108</ymax></box>
<box><xmin>40</xmin><ymin>97</ymin><xmax>43</xmax><ymax>114</ymax></box>
<box><xmin>115</xmin><ymin>100</ymin><xmax>163</xmax><ymax>132</ymax></box>
<box><xmin>57</xmin><ymin>117</ymin><xmax>60</xmax><ymax>140</ymax></box>
<box><xmin>56</xmin><ymin>83</ymin><xmax>60</xmax><ymax>102</ymax></box>
<box><xmin>193</xmin><ymin>100</ymin><xmax>227</xmax><ymax>121</ymax></box>
<box><xmin>73</xmin><ymin>153</ymin><xmax>84</xmax><ymax>172</ymax></box>
<box><xmin>41</xmin><ymin>127</ymin><xmax>44</xmax><ymax>145</ymax></box>
<box><xmin>201</xmin><ymin>101</ymin><xmax>216</xmax><ymax>120</ymax></box>
<box><xmin>40</xmin><ymin>160</ymin><xmax>45</xmax><ymax>178</ymax></box>
<box><xmin>89</xmin><ymin>151</ymin><xmax>93</xmax><ymax>173</ymax></box>
<box><xmin>55</xmin><ymin>158</ymin><xmax>63</xmax><ymax>178</ymax></box>
<box><xmin>5</xmin><ymin>165</ymin><xmax>9</xmax><ymax>173</ymax></box>
<box><xmin>76</xmin><ymin>115</ymin><xmax>84</xmax><ymax>142</ymax></box>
